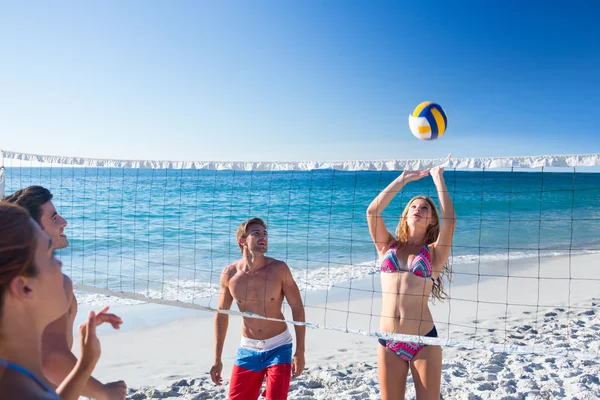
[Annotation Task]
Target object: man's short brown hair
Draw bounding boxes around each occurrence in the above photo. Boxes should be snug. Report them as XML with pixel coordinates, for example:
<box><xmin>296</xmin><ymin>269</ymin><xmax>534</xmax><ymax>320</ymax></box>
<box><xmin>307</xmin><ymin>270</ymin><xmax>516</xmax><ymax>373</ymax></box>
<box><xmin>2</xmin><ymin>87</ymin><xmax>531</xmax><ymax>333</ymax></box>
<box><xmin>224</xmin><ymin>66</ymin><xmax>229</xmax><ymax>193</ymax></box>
<box><xmin>2</xmin><ymin>186</ymin><xmax>53</xmax><ymax>225</ymax></box>
<box><xmin>236</xmin><ymin>217</ymin><xmax>267</xmax><ymax>253</ymax></box>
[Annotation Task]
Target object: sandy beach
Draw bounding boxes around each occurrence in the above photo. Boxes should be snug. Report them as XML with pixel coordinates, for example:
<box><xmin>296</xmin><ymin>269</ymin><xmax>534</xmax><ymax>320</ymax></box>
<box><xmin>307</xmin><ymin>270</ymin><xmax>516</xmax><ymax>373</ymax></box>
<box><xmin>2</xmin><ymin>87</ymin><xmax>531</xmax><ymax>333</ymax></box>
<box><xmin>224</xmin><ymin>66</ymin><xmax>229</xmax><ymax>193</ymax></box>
<box><xmin>76</xmin><ymin>253</ymin><xmax>600</xmax><ymax>399</ymax></box>
<box><xmin>3</xmin><ymin>0</ymin><xmax>599</xmax><ymax>397</ymax></box>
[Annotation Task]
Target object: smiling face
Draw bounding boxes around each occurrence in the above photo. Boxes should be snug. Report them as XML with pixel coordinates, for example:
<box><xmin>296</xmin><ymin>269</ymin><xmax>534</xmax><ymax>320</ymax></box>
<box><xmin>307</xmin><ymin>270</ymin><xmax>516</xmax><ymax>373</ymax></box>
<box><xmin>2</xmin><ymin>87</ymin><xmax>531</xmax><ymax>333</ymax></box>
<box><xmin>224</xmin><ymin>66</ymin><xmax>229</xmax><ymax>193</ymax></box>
<box><xmin>236</xmin><ymin>217</ymin><xmax>268</xmax><ymax>255</ymax></box>
<box><xmin>0</xmin><ymin>204</ymin><xmax>67</xmax><ymax>331</ymax></box>
<box><xmin>29</xmin><ymin>221</ymin><xmax>67</xmax><ymax>325</ymax></box>
<box><xmin>39</xmin><ymin>201</ymin><xmax>68</xmax><ymax>250</ymax></box>
<box><xmin>242</xmin><ymin>223</ymin><xmax>268</xmax><ymax>254</ymax></box>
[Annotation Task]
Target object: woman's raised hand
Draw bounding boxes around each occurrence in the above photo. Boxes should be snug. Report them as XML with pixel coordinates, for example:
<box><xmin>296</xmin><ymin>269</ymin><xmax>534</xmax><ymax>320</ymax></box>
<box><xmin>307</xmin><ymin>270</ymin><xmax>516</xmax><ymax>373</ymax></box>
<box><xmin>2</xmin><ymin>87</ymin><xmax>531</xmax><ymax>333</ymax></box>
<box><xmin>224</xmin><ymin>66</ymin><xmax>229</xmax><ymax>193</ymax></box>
<box><xmin>430</xmin><ymin>153</ymin><xmax>451</xmax><ymax>182</ymax></box>
<box><xmin>78</xmin><ymin>311</ymin><xmax>102</xmax><ymax>371</ymax></box>
<box><xmin>399</xmin><ymin>169</ymin><xmax>430</xmax><ymax>184</ymax></box>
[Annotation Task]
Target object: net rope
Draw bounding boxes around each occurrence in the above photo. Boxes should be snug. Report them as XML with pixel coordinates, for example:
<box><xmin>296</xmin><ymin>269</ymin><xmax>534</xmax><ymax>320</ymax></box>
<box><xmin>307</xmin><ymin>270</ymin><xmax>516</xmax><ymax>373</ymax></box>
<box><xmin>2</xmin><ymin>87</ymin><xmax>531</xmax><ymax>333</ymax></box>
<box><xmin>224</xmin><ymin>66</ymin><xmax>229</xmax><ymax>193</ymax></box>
<box><xmin>1</xmin><ymin>149</ymin><xmax>599</xmax><ymax>359</ymax></box>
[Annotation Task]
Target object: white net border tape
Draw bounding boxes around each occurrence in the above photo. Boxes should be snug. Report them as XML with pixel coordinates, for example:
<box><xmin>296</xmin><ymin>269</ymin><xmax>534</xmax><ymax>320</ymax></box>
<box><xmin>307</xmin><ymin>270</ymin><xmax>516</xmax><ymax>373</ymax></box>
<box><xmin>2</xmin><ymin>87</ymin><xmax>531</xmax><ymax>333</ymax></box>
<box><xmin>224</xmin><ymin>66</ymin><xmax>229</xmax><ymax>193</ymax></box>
<box><xmin>2</xmin><ymin>150</ymin><xmax>600</xmax><ymax>170</ymax></box>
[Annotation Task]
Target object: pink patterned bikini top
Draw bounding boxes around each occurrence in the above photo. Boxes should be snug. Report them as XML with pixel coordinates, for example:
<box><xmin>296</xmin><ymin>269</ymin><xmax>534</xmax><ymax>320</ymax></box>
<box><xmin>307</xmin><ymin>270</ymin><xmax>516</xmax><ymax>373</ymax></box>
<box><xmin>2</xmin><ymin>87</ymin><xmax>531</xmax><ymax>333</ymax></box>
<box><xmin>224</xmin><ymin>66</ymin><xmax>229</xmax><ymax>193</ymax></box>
<box><xmin>380</xmin><ymin>243</ymin><xmax>434</xmax><ymax>280</ymax></box>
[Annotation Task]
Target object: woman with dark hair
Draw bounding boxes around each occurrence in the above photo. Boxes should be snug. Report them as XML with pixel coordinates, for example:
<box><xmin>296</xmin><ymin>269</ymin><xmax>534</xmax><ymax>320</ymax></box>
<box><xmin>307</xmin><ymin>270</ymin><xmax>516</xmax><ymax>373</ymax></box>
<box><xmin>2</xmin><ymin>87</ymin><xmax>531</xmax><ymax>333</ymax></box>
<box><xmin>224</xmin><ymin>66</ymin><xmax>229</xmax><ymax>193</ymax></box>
<box><xmin>367</xmin><ymin>166</ymin><xmax>456</xmax><ymax>399</ymax></box>
<box><xmin>0</xmin><ymin>203</ymin><xmax>101</xmax><ymax>400</ymax></box>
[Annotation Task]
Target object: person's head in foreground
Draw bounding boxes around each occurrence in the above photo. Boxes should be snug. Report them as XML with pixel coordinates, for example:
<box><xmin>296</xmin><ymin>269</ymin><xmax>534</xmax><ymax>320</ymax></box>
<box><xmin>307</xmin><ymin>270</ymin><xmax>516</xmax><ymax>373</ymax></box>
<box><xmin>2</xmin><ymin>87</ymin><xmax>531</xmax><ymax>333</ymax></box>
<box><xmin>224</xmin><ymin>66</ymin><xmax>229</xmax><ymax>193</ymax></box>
<box><xmin>2</xmin><ymin>186</ymin><xmax>69</xmax><ymax>250</ymax></box>
<box><xmin>236</xmin><ymin>217</ymin><xmax>268</xmax><ymax>255</ymax></box>
<box><xmin>0</xmin><ymin>203</ymin><xmax>67</xmax><ymax>397</ymax></box>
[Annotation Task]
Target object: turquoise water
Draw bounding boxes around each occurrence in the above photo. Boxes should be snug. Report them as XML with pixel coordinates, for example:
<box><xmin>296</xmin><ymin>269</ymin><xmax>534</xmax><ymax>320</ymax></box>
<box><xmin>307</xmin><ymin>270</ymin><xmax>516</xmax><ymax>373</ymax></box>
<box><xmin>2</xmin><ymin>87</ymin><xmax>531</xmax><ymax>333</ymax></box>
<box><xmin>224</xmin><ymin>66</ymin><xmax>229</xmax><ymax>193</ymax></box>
<box><xmin>4</xmin><ymin>168</ymin><xmax>600</xmax><ymax>304</ymax></box>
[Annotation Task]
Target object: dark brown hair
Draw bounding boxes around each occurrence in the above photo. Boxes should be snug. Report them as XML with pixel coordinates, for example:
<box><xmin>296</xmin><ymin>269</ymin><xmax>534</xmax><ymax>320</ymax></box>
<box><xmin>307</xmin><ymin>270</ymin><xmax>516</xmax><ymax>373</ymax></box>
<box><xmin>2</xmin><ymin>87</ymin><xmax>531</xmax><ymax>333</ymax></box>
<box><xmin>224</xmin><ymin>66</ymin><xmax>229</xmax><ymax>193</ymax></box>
<box><xmin>2</xmin><ymin>186</ymin><xmax>53</xmax><ymax>225</ymax></box>
<box><xmin>0</xmin><ymin>204</ymin><xmax>39</xmax><ymax>318</ymax></box>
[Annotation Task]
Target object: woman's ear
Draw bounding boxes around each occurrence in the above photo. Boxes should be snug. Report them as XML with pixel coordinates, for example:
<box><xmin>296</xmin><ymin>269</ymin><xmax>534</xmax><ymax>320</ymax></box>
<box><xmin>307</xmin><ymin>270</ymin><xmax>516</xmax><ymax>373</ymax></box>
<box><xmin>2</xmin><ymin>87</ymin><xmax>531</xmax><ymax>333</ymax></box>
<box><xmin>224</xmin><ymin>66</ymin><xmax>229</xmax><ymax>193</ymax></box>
<box><xmin>6</xmin><ymin>275</ymin><xmax>33</xmax><ymax>300</ymax></box>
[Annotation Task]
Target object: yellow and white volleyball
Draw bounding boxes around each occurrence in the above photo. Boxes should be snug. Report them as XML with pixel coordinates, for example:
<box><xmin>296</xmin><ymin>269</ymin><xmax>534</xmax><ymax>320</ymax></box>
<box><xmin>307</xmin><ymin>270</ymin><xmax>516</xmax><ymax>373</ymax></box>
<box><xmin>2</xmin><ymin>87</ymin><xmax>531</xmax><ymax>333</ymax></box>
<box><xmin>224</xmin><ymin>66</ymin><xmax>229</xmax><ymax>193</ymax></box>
<box><xmin>408</xmin><ymin>102</ymin><xmax>448</xmax><ymax>140</ymax></box>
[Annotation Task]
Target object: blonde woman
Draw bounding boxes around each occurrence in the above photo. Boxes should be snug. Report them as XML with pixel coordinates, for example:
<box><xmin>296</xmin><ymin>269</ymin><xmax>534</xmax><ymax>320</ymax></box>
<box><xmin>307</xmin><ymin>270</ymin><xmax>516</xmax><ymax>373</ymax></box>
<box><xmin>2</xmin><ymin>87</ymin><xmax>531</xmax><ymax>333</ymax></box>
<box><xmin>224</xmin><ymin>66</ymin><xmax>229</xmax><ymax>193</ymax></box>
<box><xmin>367</xmin><ymin>166</ymin><xmax>456</xmax><ymax>399</ymax></box>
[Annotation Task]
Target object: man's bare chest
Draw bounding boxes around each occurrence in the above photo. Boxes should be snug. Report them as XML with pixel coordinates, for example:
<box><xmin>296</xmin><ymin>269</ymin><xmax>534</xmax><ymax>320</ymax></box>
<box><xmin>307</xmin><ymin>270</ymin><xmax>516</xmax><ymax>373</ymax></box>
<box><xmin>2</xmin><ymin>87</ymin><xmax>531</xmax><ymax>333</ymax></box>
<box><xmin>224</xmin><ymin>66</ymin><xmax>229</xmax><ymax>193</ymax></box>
<box><xmin>229</xmin><ymin>274</ymin><xmax>282</xmax><ymax>303</ymax></box>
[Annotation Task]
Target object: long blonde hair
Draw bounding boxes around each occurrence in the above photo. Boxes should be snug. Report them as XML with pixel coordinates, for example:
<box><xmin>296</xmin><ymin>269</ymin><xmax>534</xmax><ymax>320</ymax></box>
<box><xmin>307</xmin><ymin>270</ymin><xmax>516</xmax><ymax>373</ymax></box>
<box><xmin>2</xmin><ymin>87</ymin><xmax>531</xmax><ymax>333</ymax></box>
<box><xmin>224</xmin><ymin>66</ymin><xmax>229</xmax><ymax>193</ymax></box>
<box><xmin>394</xmin><ymin>195</ymin><xmax>450</xmax><ymax>301</ymax></box>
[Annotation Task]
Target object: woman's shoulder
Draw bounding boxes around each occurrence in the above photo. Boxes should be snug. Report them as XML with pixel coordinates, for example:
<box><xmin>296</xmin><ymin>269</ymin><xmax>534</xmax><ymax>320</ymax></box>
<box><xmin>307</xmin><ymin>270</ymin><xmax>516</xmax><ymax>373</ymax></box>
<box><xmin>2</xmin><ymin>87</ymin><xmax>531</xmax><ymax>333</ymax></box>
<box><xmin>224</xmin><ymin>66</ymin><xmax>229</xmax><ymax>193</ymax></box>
<box><xmin>0</xmin><ymin>370</ymin><xmax>52</xmax><ymax>400</ymax></box>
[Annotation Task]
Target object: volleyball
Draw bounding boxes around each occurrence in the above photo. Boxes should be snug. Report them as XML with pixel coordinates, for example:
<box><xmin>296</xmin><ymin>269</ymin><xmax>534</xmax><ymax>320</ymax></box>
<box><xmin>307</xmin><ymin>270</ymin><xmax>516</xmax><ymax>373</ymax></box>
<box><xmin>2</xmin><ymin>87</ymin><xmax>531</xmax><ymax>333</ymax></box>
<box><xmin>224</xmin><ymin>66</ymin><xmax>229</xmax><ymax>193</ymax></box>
<box><xmin>408</xmin><ymin>102</ymin><xmax>448</xmax><ymax>140</ymax></box>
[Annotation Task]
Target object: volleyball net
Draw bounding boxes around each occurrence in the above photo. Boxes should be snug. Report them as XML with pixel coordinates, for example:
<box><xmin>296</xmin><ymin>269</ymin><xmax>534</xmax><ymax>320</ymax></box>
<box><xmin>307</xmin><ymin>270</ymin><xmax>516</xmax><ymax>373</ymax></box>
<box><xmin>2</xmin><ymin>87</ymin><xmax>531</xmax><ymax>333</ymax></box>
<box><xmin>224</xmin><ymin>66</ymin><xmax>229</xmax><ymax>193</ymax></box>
<box><xmin>1</xmin><ymin>150</ymin><xmax>599</xmax><ymax>359</ymax></box>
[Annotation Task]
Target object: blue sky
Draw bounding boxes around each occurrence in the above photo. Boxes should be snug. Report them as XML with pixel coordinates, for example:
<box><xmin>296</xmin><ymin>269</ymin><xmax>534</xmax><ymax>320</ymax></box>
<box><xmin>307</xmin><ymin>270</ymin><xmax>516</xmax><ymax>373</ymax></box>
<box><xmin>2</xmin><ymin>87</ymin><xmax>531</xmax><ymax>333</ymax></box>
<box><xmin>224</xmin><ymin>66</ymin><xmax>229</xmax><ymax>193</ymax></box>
<box><xmin>1</xmin><ymin>1</ymin><xmax>599</xmax><ymax>162</ymax></box>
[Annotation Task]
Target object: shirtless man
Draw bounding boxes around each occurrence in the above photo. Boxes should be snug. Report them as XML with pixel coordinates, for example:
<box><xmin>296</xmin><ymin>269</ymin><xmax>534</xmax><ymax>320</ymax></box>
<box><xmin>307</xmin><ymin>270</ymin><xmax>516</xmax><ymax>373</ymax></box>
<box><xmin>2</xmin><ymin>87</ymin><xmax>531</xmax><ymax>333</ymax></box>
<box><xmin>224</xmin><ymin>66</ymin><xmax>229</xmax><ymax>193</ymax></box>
<box><xmin>210</xmin><ymin>217</ymin><xmax>306</xmax><ymax>400</ymax></box>
<box><xmin>2</xmin><ymin>186</ymin><xmax>127</xmax><ymax>400</ymax></box>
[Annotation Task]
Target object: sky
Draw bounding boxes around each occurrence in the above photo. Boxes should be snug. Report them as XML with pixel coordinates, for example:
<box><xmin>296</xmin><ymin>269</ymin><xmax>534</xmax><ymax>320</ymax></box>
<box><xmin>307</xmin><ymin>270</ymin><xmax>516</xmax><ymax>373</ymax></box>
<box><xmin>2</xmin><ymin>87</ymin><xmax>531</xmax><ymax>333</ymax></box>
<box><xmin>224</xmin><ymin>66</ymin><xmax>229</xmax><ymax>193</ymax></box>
<box><xmin>1</xmin><ymin>1</ymin><xmax>599</xmax><ymax>162</ymax></box>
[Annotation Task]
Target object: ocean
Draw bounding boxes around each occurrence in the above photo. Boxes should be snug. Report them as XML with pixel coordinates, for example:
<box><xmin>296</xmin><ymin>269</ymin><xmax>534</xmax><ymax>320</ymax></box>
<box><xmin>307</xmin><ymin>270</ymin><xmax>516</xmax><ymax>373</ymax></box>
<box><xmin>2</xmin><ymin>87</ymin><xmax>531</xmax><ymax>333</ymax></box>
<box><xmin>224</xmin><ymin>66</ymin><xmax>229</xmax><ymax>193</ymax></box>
<box><xmin>3</xmin><ymin>167</ymin><xmax>600</xmax><ymax>306</ymax></box>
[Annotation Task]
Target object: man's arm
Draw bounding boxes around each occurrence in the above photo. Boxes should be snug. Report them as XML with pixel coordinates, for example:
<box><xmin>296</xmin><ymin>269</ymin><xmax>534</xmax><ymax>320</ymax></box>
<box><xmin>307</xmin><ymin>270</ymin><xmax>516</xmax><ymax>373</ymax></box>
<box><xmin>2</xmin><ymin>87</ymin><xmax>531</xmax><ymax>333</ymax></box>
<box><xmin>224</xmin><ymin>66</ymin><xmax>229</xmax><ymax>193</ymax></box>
<box><xmin>43</xmin><ymin>276</ymin><xmax>126</xmax><ymax>400</ymax></box>
<box><xmin>55</xmin><ymin>311</ymin><xmax>101</xmax><ymax>400</ymax></box>
<box><xmin>43</xmin><ymin>320</ymin><xmax>106</xmax><ymax>397</ymax></box>
<box><xmin>210</xmin><ymin>266</ymin><xmax>234</xmax><ymax>386</ymax></box>
<box><xmin>281</xmin><ymin>263</ymin><xmax>305</xmax><ymax>378</ymax></box>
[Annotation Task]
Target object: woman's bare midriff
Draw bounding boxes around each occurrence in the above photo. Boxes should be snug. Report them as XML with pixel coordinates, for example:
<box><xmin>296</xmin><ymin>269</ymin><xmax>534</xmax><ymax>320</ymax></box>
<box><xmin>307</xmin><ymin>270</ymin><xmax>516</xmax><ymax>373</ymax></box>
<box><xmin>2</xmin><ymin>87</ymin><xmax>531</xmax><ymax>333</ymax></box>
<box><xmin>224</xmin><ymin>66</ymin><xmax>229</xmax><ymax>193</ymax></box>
<box><xmin>379</xmin><ymin>271</ymin><xmax>435</xmax><ymax>336</ymax></box>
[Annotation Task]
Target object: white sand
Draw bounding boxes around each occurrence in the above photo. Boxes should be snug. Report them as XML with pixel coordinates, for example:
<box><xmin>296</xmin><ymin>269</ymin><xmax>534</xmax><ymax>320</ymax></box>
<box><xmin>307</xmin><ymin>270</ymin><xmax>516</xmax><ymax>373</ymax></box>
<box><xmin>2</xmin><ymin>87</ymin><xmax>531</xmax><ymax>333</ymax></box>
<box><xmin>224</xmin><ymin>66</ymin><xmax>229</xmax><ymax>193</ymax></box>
<box><xmin>78</xmin><ymin>253</ymin><xmax>600</xmax><ymax>399</ymax></box>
